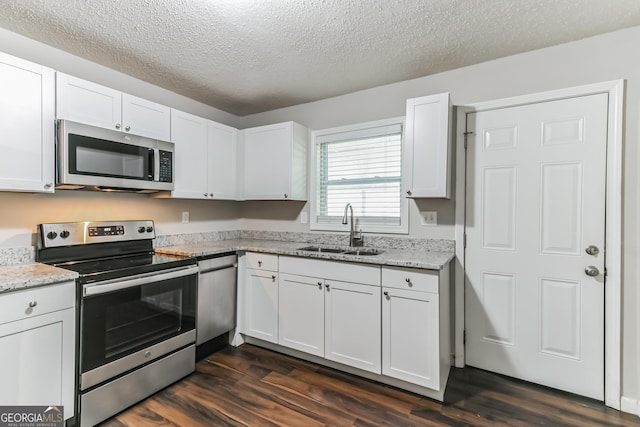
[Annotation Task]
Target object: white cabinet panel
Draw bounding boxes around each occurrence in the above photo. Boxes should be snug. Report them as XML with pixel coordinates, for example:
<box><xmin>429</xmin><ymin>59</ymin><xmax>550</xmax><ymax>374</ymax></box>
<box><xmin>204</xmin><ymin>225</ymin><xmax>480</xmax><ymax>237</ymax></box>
<box><xmin>0</xmin><ymin>282</ymin><xmax>75</xmax><ymax>420</ymax></box>
<box><xmin>241</xmin><ymin>121</ymin><xmax>308</xmax><ymax>200</ymax></box>
<box><xmin>170</xmin><ymin>109</ymin><xmax>209</xmax><ymax>199</ymax></box>
<box><xmin>56</xmin><ymin>72</ymin><xmax>122</xmax><ymax>130</ymax></box>
<box><xmin>382</xmin><ymin>287</ymin><xmax>439</xmax><ymax>389</ymax></box>
<box><xmin>0</xmin><ymin>52</ymin><xmax>55</xmax><ymax>193</ymax></box>
<box><xmin>168</xmin><ymin>109</ymin><xmax>238</xmax><ymax>200</ymax></box>
<box><xmin>207</xmin><ymin>121</ymin><xmax>238</xmax><ymax>199</ymax></box>
<box><xmin>278</xmin><ymin>273</ymin><xmax>324</xmax><ymax>356</ymax></box>
<box><xmin>56</xmin><ymin>73</ymin><xmax>170</xmax><ymax>140</ymax></box>
<box><xmin>404</xmin><ymin>93</ymin><xmax>451</xmax><ymax>198</ymax></box>
<box><xmin>245</xmin><ymin>268</ymin><xmax>279</xmax><ymax>344</ymax></box>
<box><xmin>122</xmin><ymin>93</ymin><xmax>170</xmax><ymax>140</ymax></box>
<box><xmin>325</xmin><ymin>280</ymin><xmax>381</xmax><ymax>374</ymax></box>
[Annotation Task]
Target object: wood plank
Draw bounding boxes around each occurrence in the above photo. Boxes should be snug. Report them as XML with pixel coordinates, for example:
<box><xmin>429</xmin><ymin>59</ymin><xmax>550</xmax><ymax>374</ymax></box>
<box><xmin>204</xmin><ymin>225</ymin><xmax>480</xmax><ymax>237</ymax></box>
<box><xmin>101</xmin><ymin>344</ymin><xmax>640</xmax><ymax>427</ymax></box>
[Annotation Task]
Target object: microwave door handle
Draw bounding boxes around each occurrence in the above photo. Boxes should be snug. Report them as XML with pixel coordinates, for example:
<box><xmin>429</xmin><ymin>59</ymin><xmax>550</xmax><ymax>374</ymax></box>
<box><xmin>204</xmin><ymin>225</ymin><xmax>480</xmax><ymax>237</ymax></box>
<box><xmin>83</xmin><ymin>265</ymin><xmax>198</xmax><ymax>297</ymax></box>
<box><xmin>150</xmin><ymin>148</ymin><xmax>156</xmax><ymax>181</ymax></box>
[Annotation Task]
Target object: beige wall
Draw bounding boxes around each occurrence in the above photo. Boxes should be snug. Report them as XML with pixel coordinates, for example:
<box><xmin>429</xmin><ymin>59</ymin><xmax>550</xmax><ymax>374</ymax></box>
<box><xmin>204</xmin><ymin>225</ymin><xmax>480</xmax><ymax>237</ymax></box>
<box><xmin>241</xmin><ymin>27</ymin><xmax>640</xmax><ymax>406</ymax></box>
<box><xmin>0</xmin><ymin>24</ymin><xmax>638</xmax><ymax>407</ymax></box>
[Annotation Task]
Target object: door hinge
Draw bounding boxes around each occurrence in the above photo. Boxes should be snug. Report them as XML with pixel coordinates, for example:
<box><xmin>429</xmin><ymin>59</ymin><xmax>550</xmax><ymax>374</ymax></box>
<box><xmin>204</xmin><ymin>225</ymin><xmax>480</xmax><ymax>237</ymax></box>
<box><xmin>463</xmin><ymin>131</ymin><xmax>474</xmax><ymax>149</ymax></box>
<box><xmin>463</xmin><ymin>232</ymin><xmax>467</xmax><ymax>249</ymax></box>
<box><xmin>463</xmin><ymin>330</ymin><xmax>467</xmax><ymax>345</ymax></box>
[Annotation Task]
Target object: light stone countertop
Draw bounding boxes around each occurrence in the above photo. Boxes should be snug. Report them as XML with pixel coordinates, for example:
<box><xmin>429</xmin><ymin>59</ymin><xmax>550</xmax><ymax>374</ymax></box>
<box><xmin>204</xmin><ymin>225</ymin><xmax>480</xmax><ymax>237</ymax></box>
<box><xmin>0</xmin><ymin>263</ymin><xmax>79</xmax><ymax>293</ymax></box>
<box><xmin>155</xmin><ymin>238</ymin><xmax>454</xmax><ymax>270</ymax></box>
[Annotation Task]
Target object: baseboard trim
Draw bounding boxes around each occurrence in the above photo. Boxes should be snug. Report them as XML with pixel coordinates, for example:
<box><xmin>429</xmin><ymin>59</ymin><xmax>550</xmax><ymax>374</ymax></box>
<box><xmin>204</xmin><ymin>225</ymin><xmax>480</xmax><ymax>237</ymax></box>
<box><xmin>621</xmin><ymin>396</ymin><xmax>640</xmax><ymax>416</ymax></box>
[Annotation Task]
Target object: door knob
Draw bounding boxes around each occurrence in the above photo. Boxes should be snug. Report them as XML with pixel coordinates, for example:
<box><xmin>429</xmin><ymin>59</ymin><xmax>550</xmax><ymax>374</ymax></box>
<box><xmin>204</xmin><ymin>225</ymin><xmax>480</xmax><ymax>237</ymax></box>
<box><xmin>585</xmin><ymin>245</ymin><xmax>599</xmax><ymax>256</ymax></box>
<box><xmin>585</xmin><ymin>266</ymin><xmax>600</xmax><ymax>277</ymax></box>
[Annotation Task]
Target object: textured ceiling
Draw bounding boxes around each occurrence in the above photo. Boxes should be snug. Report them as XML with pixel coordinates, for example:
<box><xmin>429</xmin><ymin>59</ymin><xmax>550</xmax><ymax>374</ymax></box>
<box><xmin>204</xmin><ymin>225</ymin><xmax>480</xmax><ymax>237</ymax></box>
<box><xmin>0</xmin><ymin>0</ymin><xmax>639</xmax><ymax>116</ymax></box>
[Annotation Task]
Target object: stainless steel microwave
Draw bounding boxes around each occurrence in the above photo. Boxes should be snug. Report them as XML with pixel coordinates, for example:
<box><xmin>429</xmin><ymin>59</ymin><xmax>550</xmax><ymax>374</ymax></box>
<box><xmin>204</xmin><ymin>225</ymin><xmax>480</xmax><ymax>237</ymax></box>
<box><xmin>56</xmin><ymin>120</ymin><xmax>175</xmax><ymax>193</ymax></box>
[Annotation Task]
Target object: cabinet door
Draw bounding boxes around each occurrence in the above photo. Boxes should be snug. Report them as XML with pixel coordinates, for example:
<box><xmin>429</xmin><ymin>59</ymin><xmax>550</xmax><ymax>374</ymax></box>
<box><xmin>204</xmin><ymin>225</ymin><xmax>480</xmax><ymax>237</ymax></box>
<box><xmin>207</xmin><ymin>121</ymin><xmax>238</xmax><ymax>199</ymax></box>
<box><xmin>170</xmin><ymin>109</ymin><xmax>209</xmax><ymax>199</ymax></box>
<box><xmin>278</xmin><ymin>273</ymin><xmax>324</xmax><ymax>357</ymax></box>
<box><xmin>242</xmin><ymin>122</ymin><xmax>292</xmax><ymax>199</ymax></box>
<box><xmin>0</xmin><ymin>307</ymin><xmax>75</xmax><ymax>420</ymax></box>
<box><xmin>245</xmin><ymin>269</ymin><xmax>279</xmax><ymax>343</ymax></box>
<box><xmin>56</xmin><ymin>72</ymin><xmax>122</xmax><ymax>131</ymax></box>
<box><xmin>324</xmin><ymin>280</ymin><xmax>381</xmax><ymax>373</ymax></box>
<box><xmin>122</xmin><ymin>93</ymin><xmax>170</xmax><ymax>140</ymax></box>
<box><xmin>0</xmin><ymin>53</ymin><xmax>55</xmax><ymax>193</ymax></box>
<box><xmin>404</xmin><ymin>93</ymin><xmax>451</xmax><ymax>198</ymax></box>
<box><xmin>382</xmin><ymin>287</ymin><xmax>439</xmax><ymax>389</ymax></box>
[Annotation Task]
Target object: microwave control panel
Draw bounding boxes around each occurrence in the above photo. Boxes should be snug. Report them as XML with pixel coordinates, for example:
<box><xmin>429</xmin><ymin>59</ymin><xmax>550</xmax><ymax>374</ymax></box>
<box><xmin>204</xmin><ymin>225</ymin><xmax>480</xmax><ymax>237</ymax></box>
<box><xmin>158</xmin><ymin>150</ymin><xmax>173</xmax><ymax>183</ymax></box>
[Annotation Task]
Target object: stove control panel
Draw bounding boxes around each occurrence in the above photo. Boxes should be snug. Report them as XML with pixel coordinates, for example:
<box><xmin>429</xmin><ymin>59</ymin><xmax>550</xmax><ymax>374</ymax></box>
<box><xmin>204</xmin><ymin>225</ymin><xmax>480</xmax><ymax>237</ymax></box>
<box><xmin>38</xmin><ymin>220</ymin><xmax>156</xmax><ymax>248</ymax></box>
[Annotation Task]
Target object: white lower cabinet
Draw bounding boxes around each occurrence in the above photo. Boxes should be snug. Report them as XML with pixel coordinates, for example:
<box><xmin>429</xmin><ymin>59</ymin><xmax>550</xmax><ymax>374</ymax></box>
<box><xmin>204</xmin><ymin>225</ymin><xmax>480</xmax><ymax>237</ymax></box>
<box><xmin>382</xmin><ymin>265</ymin><xmax>450</xmax><ymax>390</ymax></box>
<box><xmin>324</xmin><ymin>279</ymin><xmax>381</xmax><ymax>373</ymax></box>
<box><xmin>0</xmin><ymin>281</ymin><xmax>75</xmax><ymax>421</ymax></box>
<box><xmin>240</xmin><ymin>253</ymin><xmax>451</xmax><ymax>398</ymax></box>
<box><xmin>278</xmin><ymin>273</ymin><xmax>324</xmax><ymax>356</ymax></box>
<box><xmin>244</xmin><ymin>253</ymin><xmax>279</xmax><ymax>344</ymax></box>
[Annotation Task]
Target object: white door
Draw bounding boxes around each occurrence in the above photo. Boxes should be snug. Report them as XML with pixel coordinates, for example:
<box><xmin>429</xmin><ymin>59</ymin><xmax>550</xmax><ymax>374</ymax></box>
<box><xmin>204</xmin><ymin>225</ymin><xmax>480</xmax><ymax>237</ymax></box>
<box><xmin>465</xmin><ymin>93</ymin><xmax>608</xmax><ymax>400</ymax></box>
<box><xmin>170</xmin><ymin>109</ymin><xmax>209</xmax><ymax>199</ymax></box>
<box><xmin>244</xmin><ymin>270</ymin><xmax>279</xmax><ymax>344</ymax></box>
<box><xmin>122</xmin><ymin>93</ymin><xmax>171</xmax><ymax>140</ymax></box>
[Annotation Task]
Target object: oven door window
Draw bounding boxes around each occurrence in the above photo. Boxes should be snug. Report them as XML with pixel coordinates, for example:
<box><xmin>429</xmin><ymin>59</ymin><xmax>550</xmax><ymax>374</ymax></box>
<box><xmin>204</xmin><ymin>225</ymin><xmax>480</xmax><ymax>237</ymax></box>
<box><xmin>69</xmin><ymin>133</ymin><xmax>154</xmax><ymax>181</ymax></box>
<box><xmin>81</xmin><ymin>273</ymin><xmax>196</xmax><ymax>372</ymax></box>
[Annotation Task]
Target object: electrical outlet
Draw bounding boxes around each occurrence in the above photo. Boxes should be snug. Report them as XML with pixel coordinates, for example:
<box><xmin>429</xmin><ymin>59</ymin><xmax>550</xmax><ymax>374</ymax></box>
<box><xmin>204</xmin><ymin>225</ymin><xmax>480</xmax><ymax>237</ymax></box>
<box><xmin>300</xmin><ymin>211</ymin><xmax>308</xmax><ymax>224</ymax></box>
<box><xmin>182</xmin><ymin>211</ymin><xmax>190</xmax><ymax>224</ymax></box>
<box><xmin>421</xmin><ymin>211</ymin><xmax>437</xmax><ymax>226</ymax></box>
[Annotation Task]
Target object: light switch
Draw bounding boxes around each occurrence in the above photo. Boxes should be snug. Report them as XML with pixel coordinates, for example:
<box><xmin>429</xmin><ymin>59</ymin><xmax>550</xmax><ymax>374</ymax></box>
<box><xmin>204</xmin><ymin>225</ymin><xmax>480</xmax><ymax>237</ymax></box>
<box><xmin>182</xmin><ymin>211</ymin><xmax>190</xmax><ymax>224</ymax></box>
<box><xmin>300</xmin><ymin>211</ymin><xmax>308</xmax><ymax>224</ymax></box>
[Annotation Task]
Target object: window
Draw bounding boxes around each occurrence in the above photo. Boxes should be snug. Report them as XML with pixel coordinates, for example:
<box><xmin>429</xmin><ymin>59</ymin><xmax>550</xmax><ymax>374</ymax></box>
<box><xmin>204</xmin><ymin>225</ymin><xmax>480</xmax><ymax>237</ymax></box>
<box><xmin>310</xmin><ymin>118</ymin><xmax>408</xmax><ymax>234</ymax></box>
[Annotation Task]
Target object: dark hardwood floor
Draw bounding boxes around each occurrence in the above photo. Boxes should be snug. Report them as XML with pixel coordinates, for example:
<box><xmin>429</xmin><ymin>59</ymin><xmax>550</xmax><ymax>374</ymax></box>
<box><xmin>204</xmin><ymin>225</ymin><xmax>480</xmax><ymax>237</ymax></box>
<box><xmin>101</xmin><ymin>344</ymin><xmax>639</xmax><ymax>426</ymax></box>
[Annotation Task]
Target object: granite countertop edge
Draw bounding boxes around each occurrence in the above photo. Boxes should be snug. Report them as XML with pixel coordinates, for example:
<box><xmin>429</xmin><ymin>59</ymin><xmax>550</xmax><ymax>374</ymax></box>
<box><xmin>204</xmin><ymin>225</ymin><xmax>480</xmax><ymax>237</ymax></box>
<box><xmin>0</xmin><ymin>264</ymin><xmax>79</xmax><ymax>294</ymax></box>
<box><xmin>155</xmin><ymin>239</ymin><xmax>455</xmax><ymax>270</ymax></box>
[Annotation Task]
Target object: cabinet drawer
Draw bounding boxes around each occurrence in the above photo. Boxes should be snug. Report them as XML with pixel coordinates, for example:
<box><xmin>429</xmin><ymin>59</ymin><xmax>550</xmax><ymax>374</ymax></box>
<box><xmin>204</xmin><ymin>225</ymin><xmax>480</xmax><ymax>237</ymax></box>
<box><xmin>245</xmin><ymin>252</ymin><xmax>278</xmax><ymax>271</ymax></box>
<box><xmin>0</xmin><ymin>281</ymin><xmax>75</xmax><ymax>325</ymax></box>
<box><xmin>382</xmin><ymin>267</ymin><xmax>438</xmax><ymax>293</ymax></box>
<box><xmin>279</xmin><ymin>256</ymin><xmax>380</xmax><ymax>286</ymax></box>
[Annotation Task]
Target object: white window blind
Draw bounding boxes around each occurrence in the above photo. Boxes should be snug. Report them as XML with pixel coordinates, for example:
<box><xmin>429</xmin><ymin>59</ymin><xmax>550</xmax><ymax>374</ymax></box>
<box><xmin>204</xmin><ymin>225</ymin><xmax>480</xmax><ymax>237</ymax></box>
<box><xmin>315</xmin><ymin>122</ymin><xmax>404</xmax><ymax>229</ymax></box>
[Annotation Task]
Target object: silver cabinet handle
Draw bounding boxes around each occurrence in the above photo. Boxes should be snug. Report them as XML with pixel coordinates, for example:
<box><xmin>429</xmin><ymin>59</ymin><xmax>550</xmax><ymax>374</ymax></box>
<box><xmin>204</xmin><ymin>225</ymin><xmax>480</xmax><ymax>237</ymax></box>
<box><xmin>585</xmin><ymin>266</ymin><xmax>600</xmax><ymax>277</ymax></box>
<box><xmin>125</xmin><ymin>125</ymin><xmax>131</xmax><ymax>131</ymax></box>
<box><xmin>383</xmin><ymin>291</ymin><xmax>390</xmax><ymax>298</ymax></box>
<box><xmin>585</xmin><ymin>245</ymin><xmax>600</xmax><ymax>256</ymax></box>
<box><xmin>209</xmin><ymin>193</ymin><xmax>214</xmax><ymax>197</ymax></box>
<box><xmin>325</xmin><ymin>284</ymin><xmax>330</xmax><ymax>290</ymax></box>
<box><xmin>115</xmin><ymin>123</ymin><xmax>121</xmax><ymax>129</ymax></box>
<box><xmin>44</xmin><ymin>182</ymin><xmax>53</xmax><ymax>189</ymax></box>
<box><xmin>258</xmin><ymin>261</ymin><xmax>262</xmax><ymax>267</ymax></box>
<box><xmin>405</xmin><ymin>278</ymin><xmax>412</xmax><ymax>286</ymax></box>
<box><xmin>284</xmin><ymin>194</ymin><xmax>288</xmax><ymax>199</ymax></box>
<box><xmin>271</xmin><ymin>275</ymin><xmax>276</xmax><ymax>282</ymax></box>
<box><xmin>406</xmin><ymin>190</ymin><xmax>412</xmax><ymax>196</ymax></box>
<box><xmin>317</xmin><ymin>282</ymin><xmax>323</xmax><ymax>289</ymax></box>
<box><xmin>28</xmin><ymin>301</ymin><xmax>37</xmax><ymax>308</ymax></box>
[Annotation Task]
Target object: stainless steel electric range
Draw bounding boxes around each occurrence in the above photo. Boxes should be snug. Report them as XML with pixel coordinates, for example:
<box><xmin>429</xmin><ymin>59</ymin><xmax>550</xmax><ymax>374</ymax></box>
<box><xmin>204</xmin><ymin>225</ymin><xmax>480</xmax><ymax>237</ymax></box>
<box><xmin>37</xmin><ymin>220</ymin><xmax>198</xmax><ymax>427</ymax></box>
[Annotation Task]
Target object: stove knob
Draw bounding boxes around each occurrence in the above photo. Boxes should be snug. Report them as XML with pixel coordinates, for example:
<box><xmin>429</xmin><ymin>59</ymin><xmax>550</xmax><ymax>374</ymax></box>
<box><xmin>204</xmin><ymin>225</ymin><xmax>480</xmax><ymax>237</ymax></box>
<box><xmin>146</xmin><ymin>226</ymin><xmax>153</xmax><ymax>233</ymax></box>
<box><xmin>60</xmin><ymin>230</ymin><xmax>70</xmax><ymax>239</ymax></box>
<box><xmin>46</xmin><ymin>231</ymin><xmax>58</xmax><ymax>240</ymax></box>
<box><xmin>138</xmin><ymin>226</ymin><xmax>146</xmax><ymax>233</ymax></box>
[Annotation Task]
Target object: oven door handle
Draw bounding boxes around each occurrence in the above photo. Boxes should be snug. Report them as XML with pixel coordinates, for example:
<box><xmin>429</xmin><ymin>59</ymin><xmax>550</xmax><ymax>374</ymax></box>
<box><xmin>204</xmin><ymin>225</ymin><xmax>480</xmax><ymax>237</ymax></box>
<box><xmin>83</xmin><ymin>265</ymin><xmax>199</xmax><ymax>296</ymax></box>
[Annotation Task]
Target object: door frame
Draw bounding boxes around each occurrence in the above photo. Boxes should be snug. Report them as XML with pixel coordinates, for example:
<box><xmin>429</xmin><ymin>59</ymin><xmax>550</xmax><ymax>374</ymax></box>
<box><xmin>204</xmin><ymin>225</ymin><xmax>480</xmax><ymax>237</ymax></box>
<box><xmin>453</xmin><ymin>80</ymin><xmax>624</xmax><ymax>409</ymax></box>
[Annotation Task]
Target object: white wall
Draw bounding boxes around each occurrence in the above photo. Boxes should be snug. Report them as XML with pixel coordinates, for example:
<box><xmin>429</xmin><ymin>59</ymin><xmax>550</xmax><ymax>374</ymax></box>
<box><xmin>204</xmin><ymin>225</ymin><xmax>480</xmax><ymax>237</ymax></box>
<box><xmin>241</xmin><ymin>27</ymin><xmax>640</xmax><ymax>407</ymax></box>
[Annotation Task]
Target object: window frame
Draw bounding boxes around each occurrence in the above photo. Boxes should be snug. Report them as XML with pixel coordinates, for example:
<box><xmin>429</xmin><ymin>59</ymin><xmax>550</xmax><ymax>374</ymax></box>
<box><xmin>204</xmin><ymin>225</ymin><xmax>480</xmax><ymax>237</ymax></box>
<box><xmin>309</xmin><ymin>117</ymin><xmax>409</xmax><ymax>234</ymax></box>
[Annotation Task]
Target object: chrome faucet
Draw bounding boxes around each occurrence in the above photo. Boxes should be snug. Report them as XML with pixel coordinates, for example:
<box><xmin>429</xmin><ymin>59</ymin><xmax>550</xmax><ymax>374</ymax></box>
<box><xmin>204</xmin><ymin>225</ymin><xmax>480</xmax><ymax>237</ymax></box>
<box><xmin>342</xmin><ymin>203</ymin><xmax>364</xmax><ymax>247</ymax></box>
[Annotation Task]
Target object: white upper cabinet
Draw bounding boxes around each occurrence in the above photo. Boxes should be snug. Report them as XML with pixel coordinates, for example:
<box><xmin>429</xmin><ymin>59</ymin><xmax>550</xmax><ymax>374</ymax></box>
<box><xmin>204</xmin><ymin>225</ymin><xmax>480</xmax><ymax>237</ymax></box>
<box><xmin>170</xmin><ymin>109</ymin><xmax>209</xmax><ymax>199</ymax></box>
<box><xmin>56</xmin><ymin>73</ymin><xmax>170</xmax><ymax>140</ymax></box>
<box><xmin>0</xmin><ymin>52</ymin><xmax>55</xmax><ymax>193</ymax></box>
<box><xmin>207</xmin><ymin>120</ymin><xmax>238</xmax><ymax>200</ymax></box>
<box><xmin>241</xmin><ymin>121</ymin><xmax>308</xmax><ymax>200</ymax></box>
<box><xmin>403</xmin><ymin>92</ymin><xmax>451</xmax><ymax>198</ymax></box>
<box><xmin>168</xmin><ymin>109</ymin><xmax>238</xmax><ymax>200</ymax></box>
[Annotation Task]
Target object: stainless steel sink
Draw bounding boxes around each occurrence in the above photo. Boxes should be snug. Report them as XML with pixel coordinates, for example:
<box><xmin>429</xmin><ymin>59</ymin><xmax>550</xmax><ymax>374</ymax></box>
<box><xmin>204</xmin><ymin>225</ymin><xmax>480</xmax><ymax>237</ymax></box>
<box><xmin>342</xmin><ymin>249</ymin><xmax>383</xmax><ymax>256</ymax></box>
<box><xmin>297</xmin><ymin>246</ymin><xmax>346</xmax><ymax>253</ymax></box>
<box><xmin>297</xmin><ymin>246</ymin><xmax>383</xmax><ymax>256</ymax></box>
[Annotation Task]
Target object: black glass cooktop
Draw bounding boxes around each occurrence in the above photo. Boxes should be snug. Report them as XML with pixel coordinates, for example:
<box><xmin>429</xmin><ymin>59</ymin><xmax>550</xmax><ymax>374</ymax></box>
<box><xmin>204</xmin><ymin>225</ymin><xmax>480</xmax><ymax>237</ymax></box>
<box><xmin>54</xmin><ymin>252</ymin><xmax>197</xmax><ymax>284</ymax></box>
